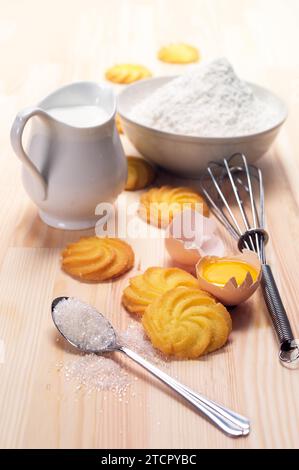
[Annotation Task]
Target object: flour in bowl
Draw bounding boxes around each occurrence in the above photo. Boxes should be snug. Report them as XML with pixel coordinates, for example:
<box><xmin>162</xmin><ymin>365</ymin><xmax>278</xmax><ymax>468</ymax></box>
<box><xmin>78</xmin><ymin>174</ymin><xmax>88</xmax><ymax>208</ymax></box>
<box><xmin>130</xmin><ymin>58</ymin><xmax>282</xmax><ymax>137</ymax></box>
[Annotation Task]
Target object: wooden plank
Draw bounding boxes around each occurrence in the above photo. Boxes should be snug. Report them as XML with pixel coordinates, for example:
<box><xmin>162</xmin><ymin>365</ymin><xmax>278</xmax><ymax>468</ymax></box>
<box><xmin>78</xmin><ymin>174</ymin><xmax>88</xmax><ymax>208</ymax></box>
<box><xmin>0</xmin><ymin>0</ymin><xmax>298</xmax><ymax>449</ymax></box>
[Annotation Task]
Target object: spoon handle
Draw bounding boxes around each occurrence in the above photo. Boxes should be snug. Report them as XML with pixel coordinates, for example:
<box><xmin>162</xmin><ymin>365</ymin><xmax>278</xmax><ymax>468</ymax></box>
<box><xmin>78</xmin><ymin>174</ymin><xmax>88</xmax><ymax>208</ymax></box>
<box><xmin>120</xmin><ymin>346</ymin><xmax>250</xmax><ymax>437</ymax></box>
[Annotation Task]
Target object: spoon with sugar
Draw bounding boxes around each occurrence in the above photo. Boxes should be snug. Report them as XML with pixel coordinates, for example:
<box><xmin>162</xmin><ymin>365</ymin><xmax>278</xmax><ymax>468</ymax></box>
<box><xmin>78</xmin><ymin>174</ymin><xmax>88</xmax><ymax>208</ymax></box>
<box><xmin>51</xmin><ymin>296</ymin><xmax>250</xmax><ymax>437</ymax></box>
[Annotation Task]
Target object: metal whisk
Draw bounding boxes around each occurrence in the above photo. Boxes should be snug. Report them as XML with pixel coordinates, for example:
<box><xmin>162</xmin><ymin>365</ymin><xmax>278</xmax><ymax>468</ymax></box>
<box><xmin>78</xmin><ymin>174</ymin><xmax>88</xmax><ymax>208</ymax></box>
<box><xmin>200</xmin><ymin>153</ymin><xmax>299</xmax><ymax>369</ymax></box>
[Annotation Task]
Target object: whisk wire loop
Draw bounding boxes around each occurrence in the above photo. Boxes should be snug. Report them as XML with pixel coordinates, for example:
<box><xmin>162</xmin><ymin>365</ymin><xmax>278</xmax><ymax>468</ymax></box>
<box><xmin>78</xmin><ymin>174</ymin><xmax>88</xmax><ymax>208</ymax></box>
<box><xmin>224</xmin><ymin>157</ymin><xmax>258</xmax><ymax>254</ymax></box>
<box><xmin>207</xmin><ymin>166</ymin><xmax>243</xmax><ymax>236</ymax></box>
<box><xmin>200</xmin><ymin>168</ymin><xmax>241</xmax><ymax>241</ymax></box>
<box><xmin>240</xmin><ymin>154</ymin><xmax>262</xmax><ymax>259</ymax></box>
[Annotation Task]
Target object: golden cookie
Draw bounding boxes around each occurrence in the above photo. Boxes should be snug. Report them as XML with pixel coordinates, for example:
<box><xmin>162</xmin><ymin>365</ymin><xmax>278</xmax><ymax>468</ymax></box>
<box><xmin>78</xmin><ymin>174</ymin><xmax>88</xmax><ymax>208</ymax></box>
<box><xmin>158</xmin><ymin>43</ymin><xmax>199</xmax><ymax>64</ymax></box>
<box><xmin>115</xmin><ymin>114</ymin><xmax>123</xmax><ymax>134</ymax></box>
<box><xmin>122</xmin><ymin>267</ymin><xmax>201</xmax><ymax>315</ymax></box>
<box><xmin>139</xmin><ymin>185</ymin><xmax>209</xmax><ymax>228</ymax></box>
<box><xmin>62</xmin><ymin>237</ymin><xmax>134</xmax><ymax>281</ymax></box>
<box><xmin>142</xmin><ymin>287</ymin><xmax>232</xmax><ymax>358</ymax></box>
<box><xmin>105</xmin><ymin>64</ymin><xmax>152</xmax><ymax>84</ymax></box>
<box><xmin>125</xmin><ymin>157</ymin><xmax>156</xmax><ymax>191</ymax></box>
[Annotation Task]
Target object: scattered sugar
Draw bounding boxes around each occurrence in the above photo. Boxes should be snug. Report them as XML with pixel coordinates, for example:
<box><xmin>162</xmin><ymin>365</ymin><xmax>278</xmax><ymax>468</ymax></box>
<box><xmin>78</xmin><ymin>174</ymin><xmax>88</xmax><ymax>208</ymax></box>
<box><xmin>58</xmin><ymin>321</ymin><xmax>168</xmax><ymax>396</ymax></box>
<box><xmin>53</xmin><ymin>297</ymin><xmax>116</xmax><ymax>352</ymax></box>
<box><xmin>130</xmin><ymin>58</ymin><xmax>282</xmax><ymax>137</ymax></box>
<box><xmin>53</xmin><ymin>298</ymin><xmax>169</xmax><ymax>396</ymax></box>
<box><xmin>120</xmin><ymin>321</ymin><xmax>169</xmax><ymax>367</ymax></box>
<box><xmin>64</xmin><ymin>353</ymin><xmax>131</xmax><ymax>396</ymax></box>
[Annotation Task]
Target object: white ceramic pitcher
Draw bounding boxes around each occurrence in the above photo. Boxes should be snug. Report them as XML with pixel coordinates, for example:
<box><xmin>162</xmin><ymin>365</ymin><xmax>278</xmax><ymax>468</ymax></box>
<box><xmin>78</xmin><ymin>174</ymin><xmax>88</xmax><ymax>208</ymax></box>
<box><xmin>10</xmin><ymin>81</ymin><xmax>127</xmax><ymax>230</ymax></box>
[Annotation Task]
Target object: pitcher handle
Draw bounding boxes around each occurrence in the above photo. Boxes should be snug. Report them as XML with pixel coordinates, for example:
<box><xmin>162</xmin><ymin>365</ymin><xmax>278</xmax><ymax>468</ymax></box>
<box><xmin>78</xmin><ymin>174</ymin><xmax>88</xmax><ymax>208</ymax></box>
<box><xmin>10</xmin><ymin>107</ymin><xmax>48</xmax><ymax>201</ymax></box>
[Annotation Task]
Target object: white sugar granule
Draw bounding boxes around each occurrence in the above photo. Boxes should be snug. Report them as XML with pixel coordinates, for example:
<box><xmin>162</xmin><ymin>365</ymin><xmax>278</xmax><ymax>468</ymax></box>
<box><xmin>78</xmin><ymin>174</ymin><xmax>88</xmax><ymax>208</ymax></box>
<box><xmin>120</xmin><ymin>321</ymin><xmax>169</xmax><ymax>366</ymax></box>
<box><xmin>58</xmin><ymin>319</ymin><xmax>168</xmax><ymax>396</ymax></box>
<box><xmin>53</xmin><ymin>297</ymin><xmax>115</xmax><ymax>352</ymax></box>
<box><xmin>53</xmin><ymin>297</ymin><xmax>169</xmax><ymax>396</ymax></box>
<box><xmin>64</xmin><ymin>354</ymin><xmax>131</xmax><ymax>396</ymax></box>
<box><xmin>130</xmin><ymin>58</ymin><xmax>282</xmax><ymax>137</ymax></box>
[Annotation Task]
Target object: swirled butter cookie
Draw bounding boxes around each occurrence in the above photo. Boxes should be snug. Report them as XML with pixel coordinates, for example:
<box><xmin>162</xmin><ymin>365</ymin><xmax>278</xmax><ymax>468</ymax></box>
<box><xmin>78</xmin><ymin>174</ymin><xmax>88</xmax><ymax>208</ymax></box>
<box><xmin>139</xmin><ymin>185</ymin><xmax>209</xmax><ymax>227</ymax></box>
<box><xmin>157</xmin><ymin>43</ymin><xmax>199</xmax><ymax>64</ymax></box>
<box><xmin>105</xmin><ymin>64</ymin><xmax>152</xmax><ymax>84</ymax></box>
<box><xmin>125</xmin><ymin>157</ymin><xmax>156</xmax><ymax>191</ymax></box>
<box><xmin>115</xmin><ymin>113</ymin><xmax>123</xmax><ymax>134</ymax></box>
<box><xmin>122</xmin><ymin>267</ymin><xmax>201</xmax><ymax>315</ymax></box>
<box><xmin>142</xmin><ymin>287</ymin><xmax>232</xmax><ymax>358</ymax></box>
<box><xmin>62</xmin><ymin>237</ymin><xmax>134</xmax><ymax>281</ymax></box>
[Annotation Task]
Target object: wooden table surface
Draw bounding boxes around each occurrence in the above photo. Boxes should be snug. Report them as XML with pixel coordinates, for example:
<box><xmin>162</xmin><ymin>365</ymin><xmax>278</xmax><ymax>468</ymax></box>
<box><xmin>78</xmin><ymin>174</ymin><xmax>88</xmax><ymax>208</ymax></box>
<box><xmin>0</xmin><ymin>0</ymin><xmax>299</xmax><ymax>449</ymax></box>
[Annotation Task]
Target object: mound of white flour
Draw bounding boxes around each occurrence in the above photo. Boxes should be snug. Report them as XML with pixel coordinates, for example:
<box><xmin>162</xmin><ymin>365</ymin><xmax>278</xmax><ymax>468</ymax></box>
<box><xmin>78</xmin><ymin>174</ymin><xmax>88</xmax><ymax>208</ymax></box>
<box><xmin>130</xmin><ymin>58</ymin><xmax>281</xmax><ymax>137</ymax></box>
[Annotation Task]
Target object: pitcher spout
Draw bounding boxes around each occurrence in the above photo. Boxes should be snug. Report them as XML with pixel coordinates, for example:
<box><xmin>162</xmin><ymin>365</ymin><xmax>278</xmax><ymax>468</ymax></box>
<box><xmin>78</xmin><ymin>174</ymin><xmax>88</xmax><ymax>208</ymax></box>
<box><xmin>38</xmin><ymin>81</ymin><xmax>116</xmax><ymax>129</ymax></box>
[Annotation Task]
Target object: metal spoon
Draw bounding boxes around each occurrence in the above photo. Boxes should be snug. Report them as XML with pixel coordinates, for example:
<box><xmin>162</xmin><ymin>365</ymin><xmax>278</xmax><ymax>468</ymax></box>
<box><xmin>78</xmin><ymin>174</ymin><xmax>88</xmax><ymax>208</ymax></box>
<box><xmin>51</xmin><ymin>296</ymin><xmax>250</xmax><ymax>437</ymax></box>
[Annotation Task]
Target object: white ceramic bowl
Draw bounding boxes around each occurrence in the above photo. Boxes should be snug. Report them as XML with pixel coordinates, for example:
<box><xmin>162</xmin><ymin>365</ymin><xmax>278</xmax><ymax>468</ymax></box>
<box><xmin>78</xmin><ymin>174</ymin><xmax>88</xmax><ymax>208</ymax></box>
<box><xmin>118</xmin><ymin>76</ymin><xmax>287</xmax><ymax>177</ymax></box>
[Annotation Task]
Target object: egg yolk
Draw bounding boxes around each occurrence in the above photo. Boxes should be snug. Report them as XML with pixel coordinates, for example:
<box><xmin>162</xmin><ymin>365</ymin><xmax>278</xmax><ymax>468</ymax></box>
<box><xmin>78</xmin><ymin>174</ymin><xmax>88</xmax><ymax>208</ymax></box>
<box><xmin>202</xmin><ymin>260</ymin><xmax>258</xmax><ymax>287</ymax></box>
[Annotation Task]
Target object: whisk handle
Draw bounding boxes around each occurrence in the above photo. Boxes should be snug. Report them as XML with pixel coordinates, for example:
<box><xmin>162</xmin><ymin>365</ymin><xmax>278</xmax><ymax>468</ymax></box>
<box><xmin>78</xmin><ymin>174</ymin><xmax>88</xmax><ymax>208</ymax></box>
<box><xmin>261</xmin><ymin>264</ymin><xmax>299</xmax><ymax>368</ymax></box>
<box><xmin>261</xmin><ymin>264</ymin><xmax>293</xmax><ymax>343</ymax></box>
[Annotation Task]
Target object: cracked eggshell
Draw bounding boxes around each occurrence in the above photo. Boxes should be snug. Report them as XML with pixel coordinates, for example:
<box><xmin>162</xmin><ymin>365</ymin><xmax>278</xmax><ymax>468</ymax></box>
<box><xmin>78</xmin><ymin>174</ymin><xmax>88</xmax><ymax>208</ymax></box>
<box><xmin>196</xmin><ymin>250</ymin><xmax>262</xmax><ymax>306</ymax></box>
<box><xmin>165</xmin><ymin>209</ymin><xmax>225</xmax><ymax>266</ymax></box>
<box><xmin>165</xmin><ymin>236</ymin><xmax>201</xmax><ymax>265</ymax></box>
